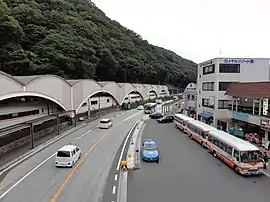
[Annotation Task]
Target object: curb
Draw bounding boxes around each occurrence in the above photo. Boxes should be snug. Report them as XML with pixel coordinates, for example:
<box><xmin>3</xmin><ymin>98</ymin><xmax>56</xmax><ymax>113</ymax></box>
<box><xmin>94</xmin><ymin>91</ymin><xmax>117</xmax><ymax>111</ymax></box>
<box><xmin>0</xmin><ymin>123</ymin><xmax>86</xmax><ymax>173</ymax></box>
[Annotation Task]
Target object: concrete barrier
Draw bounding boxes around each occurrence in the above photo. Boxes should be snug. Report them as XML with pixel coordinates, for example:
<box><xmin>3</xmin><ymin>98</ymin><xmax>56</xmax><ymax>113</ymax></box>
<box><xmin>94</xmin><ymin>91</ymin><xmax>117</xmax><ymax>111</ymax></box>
<box><xmin>126</xmin><ymin>120</ymin><xmax>144</xmax><ymax>169</ymax></box>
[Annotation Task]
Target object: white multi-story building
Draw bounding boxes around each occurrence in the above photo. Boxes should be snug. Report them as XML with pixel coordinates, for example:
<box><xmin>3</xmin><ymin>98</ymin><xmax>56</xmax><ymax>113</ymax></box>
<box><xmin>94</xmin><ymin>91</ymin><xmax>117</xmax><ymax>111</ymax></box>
<box><xmin>183</xmin><ymin>83</ymin><xmax>197</xmax><ymax>115</ymax></box>
<box><xmin>196</xmin><ymin>57</ymin><xmax>270</xmax><ymax>128</ymax></box>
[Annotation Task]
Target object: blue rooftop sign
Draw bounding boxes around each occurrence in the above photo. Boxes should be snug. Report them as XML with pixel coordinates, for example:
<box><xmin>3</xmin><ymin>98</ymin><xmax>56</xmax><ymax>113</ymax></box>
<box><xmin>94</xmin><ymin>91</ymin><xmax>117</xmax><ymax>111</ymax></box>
<box><xmin>224</xmin><ymin>59</ymin><xmax>255</xmax><ymax>64</ymax></box>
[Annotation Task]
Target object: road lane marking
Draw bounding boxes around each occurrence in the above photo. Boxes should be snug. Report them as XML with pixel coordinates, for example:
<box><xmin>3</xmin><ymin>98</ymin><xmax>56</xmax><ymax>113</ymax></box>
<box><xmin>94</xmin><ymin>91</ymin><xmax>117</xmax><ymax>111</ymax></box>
<box><xmin>0</xmin><ymin>111</ymin><xmax>141</xmax><ymax>201</ymax></box>
<box><xmin>116</xmin><ymin>114</ymin><xmax>119</xmax><ymax>117</ymax></box>
<box><xmin>116</xmin><ymin>121</ymin><xmax>139</xmax><ymax>170</ymax></box>
<box><xmin>76</xmin><ymin>130</ymin><xmax>92</xmax><ymax>140</ymax></box>
<box><xmin>112</xmin><ymin>186</ymin><xmax>116</xmax><ymax>194</ymax></box>
<box><xmin>50</xmin><ymin>133</ymin><xmax>108</xmax><ymax>202</ymax></box>
<box><xmin>114</xmin><ymin>174</ymin><xmax>118</xmax><ymax>181</ymax></box>
<box><xmin>111</xmin><ymin>117</ymin><xmax>114</xmax><ymax>119</ymax></box>
<box><xmin>0</xmin><ymin>152</ymin><xmax>56</xmax><ymax>199</ymax></box>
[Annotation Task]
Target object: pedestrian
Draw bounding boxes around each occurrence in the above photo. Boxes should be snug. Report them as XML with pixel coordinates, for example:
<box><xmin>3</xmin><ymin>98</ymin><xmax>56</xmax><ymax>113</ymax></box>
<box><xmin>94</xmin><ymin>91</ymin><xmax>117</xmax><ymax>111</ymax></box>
<box><xmin>263</xmin><ymin>152</ymin><xmax>269</xmax><ymax>169</ymax></box>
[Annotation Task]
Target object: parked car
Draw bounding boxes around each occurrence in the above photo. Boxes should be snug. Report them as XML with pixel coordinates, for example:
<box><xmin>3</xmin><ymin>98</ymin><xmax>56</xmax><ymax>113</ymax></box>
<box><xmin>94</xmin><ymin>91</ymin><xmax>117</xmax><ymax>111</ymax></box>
<box><xmin>149</xmin><ymin>112</ymin><xmax>163</xmax><ymax>119</ymax></box>
<box><xmin>157</xmin><ymin>115</ymin><xmax>174</xmax><ymax>123</ymax></box>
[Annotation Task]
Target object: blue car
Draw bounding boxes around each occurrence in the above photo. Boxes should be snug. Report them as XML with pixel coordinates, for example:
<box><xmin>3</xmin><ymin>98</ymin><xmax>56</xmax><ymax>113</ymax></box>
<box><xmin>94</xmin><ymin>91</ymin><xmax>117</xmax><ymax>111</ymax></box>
<box><xmin>141</xmin><ymin>139</ymin><xmax>159</xmax><ymax>163</ymax></box>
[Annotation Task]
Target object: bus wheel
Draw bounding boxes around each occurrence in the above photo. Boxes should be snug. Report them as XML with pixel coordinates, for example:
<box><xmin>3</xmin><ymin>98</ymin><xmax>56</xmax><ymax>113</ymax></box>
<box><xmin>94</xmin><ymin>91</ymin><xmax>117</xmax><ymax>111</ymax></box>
<box><xmin>213</xmin><ymin>151</ymin><xmax>217</xmax><ymax>157</ymax></box>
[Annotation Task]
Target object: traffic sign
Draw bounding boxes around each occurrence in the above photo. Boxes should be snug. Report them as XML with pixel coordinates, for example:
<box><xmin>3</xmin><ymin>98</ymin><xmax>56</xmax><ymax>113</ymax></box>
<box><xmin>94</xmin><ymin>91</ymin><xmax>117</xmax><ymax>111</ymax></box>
<box><xmin>128</xmin><ymin>153</ymin><xmax>132</xmax><ymax>158</ymax></box>
<box><xmin>120</xmin><ymin>160</ymin><xmax>128</xmax><ymax>172</ymax></box>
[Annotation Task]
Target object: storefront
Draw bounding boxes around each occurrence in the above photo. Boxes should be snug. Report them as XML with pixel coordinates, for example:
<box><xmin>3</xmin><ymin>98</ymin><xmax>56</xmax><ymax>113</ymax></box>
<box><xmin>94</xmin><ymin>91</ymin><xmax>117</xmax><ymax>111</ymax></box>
<box><xmin>228</xmin><ymin>112</ymin><xmax>264</xmax><ymax>142</ymax></box>
<box><xmin>260</xmin><ymin>118</ymin><xmax>270</xmax><ymax>150</ymax></box>
<box><xmin>198</xmin><ymin>111</ymin><xmax>213</xmax><ymax>126</ymax></box>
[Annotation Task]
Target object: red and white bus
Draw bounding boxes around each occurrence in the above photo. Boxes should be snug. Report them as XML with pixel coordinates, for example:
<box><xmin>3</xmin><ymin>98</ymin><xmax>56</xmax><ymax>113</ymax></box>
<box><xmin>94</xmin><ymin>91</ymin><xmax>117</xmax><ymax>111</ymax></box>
<box><xmin>186</xmin><ymin>120</ymin><xmax>218</xmax><ymax>147</ymax></box>
<box><xmin>207</xmin><ymin>130</ymin><xmax>264</xmax><ymax>175</ymax></box>
<box><xmin>174</xmin><ymin>114</ymin><xmax>194</xmax><ymax>133</ymax></box>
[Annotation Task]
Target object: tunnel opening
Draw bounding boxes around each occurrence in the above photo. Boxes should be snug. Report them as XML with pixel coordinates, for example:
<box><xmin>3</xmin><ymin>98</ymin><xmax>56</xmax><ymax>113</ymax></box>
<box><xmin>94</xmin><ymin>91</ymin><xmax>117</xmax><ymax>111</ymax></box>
<box><xmin>0</xmin><ymin>96</ymin><xmax>74</xmax><ymax>158</ymax></box>
<box><xmin>77</xmin><ymin>91</ymin><xmax>119</xmax><ymax>120</ymax></box>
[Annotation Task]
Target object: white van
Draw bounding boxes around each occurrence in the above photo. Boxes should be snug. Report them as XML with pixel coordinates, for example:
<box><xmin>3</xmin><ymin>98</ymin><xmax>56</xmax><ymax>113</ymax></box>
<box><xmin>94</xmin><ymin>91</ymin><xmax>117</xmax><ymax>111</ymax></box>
<box><xmin>55</xmin><ymin>145</ymin><xmax>81</xmax><ymax>167</ymax></box>
<box><xmin>99</xmin><ymin>118</ymin><xmax>113</xmax><ymax>129</ymax></box>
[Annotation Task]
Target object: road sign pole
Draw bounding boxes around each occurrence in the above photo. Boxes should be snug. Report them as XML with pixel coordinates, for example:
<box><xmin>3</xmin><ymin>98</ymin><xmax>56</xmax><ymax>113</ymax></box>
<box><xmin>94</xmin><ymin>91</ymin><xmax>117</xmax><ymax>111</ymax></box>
<box><xmin>134</xmin><ymin>149</ymin><xmax>140</xmax><ymax>170</ymax></box>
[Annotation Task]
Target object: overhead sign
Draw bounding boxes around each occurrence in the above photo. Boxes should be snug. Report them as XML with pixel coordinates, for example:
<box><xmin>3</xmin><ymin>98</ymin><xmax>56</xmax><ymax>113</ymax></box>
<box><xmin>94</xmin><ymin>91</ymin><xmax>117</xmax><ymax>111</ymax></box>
<box><xmin>224</xmin><ymin>59</ymin><xmax>255</xmax><ymax>64</ymax></box>
<box><xmin>120</xmin><ymin>160</ymin><xmax>128</xmax><ymax>172</ymax></box>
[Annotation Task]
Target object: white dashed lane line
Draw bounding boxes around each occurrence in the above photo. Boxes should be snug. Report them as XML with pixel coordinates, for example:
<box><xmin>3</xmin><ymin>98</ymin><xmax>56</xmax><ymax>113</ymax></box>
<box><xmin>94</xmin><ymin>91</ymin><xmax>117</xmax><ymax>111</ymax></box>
<box><xmin>114</xmin><ymin>174</ymin><xmax>118</xmax><ymax>181</ymax></box>
<box><xmin>112</xmin><ymin>185</ymin><xmax>116</xmax><ymax>194</ymax></box>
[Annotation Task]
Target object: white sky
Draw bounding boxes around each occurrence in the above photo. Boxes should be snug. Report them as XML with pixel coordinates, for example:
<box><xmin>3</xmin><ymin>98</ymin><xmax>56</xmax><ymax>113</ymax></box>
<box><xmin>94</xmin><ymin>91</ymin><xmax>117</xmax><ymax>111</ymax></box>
<box><xmin>92</xmin><ymin>0</ymin><xmax>270</xmax><ymax>63</ymax></box>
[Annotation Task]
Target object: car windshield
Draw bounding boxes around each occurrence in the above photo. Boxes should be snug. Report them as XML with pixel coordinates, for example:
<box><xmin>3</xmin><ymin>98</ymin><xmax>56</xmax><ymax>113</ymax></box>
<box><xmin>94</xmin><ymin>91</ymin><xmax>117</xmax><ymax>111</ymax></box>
<box><xmin>100</xmin><ymin>120</ymin><xmax>109</xmax><ymax>123</ymax></box>
<box><xmin>57</xmin><ymin>151</ymin><xmax>70</xmax><ymax>157</ymax></box>
<box><xmin>240</xmin><ymin>151</ymin><xmax>261</xmax><ymax>163</ymax></box>
<box><xmin>143</xmin><ymin>142</ymin><xmax>157</xmax><ymax>150</ymax></box>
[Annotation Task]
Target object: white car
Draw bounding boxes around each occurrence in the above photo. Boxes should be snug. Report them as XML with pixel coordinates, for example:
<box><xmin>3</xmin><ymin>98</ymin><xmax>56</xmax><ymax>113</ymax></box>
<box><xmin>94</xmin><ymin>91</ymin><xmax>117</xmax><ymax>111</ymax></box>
<box><xmin>99</xmin><ymin>118</ymin><xmax>113</xmax><ymax>129</ymax></box>
<box><xmin>137</xmin><ymin>105</ymin><xmax>144</xmax><ymax>110</ymax></box>
<box><xmin>55</xmin><ymin>145</ymin><xmax>81</xmax><ymax>167</ymax></box>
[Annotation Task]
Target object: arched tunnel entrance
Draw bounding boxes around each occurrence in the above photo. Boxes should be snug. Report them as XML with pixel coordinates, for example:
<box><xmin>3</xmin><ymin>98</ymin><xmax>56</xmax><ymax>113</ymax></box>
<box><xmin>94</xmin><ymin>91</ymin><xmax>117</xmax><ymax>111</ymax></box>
<box><xmin>0</xmin><ymin>96</ymin><xmax>74</xmax><ymax>157</ymax></box>
<box><xmin>77</xmin><ymin>92</ymin><xmax>119</xmax><ymax>120</ymax></box>
<box><xmin>148</xmin><ymin>90</ymin><xmax>158</xmax><ymax>100</ymax></box>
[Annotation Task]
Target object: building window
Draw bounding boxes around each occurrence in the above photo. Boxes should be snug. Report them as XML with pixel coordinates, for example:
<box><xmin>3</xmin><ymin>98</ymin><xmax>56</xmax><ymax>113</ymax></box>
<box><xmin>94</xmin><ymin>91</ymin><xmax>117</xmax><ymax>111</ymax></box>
<box><xmin>219</xmin><ymin>64</ymin><xmax>240</xmax><ymax>73</ymax></box>
<box><xmin>187</xmin><ymin>95</ymin><xmax>190</xmax><ymax>100</ymax></box>
<box><xmin>202</xmin><ymin>98</ymin><xmax>210</xmax><ymax>107</ymax></box>
<box><xmin>107</xmin><ymin>99</ymin><xmax>110</xmax><ymax>103</ymax></box>
<box><xmin>202</xmin><ymin>82</ymin><xmax>214</xmax><ymax>91</ymax></box>
<box><xmin>91</xmin><ymin>100</ymin><xmax>98</xmax><ymax>105</ymax></box>
<box><xmin>203</xmin><ymin>64</ymin><xmax>215</xmax><ymax>75</ymax></box>
<box><xmin>218</xmin><ymin>100</ymin><xmax>229</xmax><ymax>109</ymax></box>
<box><xmin>191</xmin><ymin>95</ymin><xmax>195</xmax><ymax>100</ymax></box>
<box><xmin>219</xmin><ymin>82</ymin><xmax>231</xmax><ymax>91</ymax></box>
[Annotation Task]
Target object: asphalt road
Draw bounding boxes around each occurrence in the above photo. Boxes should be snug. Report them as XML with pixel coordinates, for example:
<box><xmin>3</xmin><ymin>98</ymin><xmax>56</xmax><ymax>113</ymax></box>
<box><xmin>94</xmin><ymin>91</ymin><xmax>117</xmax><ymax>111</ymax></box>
<box><xmin>0</xmin><ymin>109</ymin><xmax>144</xmax><ymax>202</ymax></box>
<box><xmin>127</xmin><ymin>119</ymin><xmax>270</xmax><ymax>202</ymax></box>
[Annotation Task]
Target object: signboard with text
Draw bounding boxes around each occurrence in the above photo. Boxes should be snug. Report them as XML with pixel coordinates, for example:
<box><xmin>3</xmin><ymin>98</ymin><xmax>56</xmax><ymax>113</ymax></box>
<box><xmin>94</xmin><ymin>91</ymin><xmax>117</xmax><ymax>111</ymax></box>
<box><xmin>260</xmin><ymin>119</ymin><xmax>270</xmax><ymax>128</ymax></box>
<box><xmin>224</xmin><ymin>59</ymin><xmax>255</xmax><ymax>64</ymax></box>
<box><xmin>232</xmin><ymin>111</ymin><xmax>249</xmax><ymax>122</ymax></box>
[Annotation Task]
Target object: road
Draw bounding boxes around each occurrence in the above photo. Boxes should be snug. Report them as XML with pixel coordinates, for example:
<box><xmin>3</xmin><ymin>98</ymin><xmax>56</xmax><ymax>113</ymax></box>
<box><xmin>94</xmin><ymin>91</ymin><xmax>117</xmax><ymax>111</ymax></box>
<box><xmin>0</xmin><ymin>109</ymin><xmax>144</xmax><ymax>202</ymax></box>
<box><xmin>127</xmin><ymin>119</ymin><xmax>270</xmax><ymax>202</ymax></box>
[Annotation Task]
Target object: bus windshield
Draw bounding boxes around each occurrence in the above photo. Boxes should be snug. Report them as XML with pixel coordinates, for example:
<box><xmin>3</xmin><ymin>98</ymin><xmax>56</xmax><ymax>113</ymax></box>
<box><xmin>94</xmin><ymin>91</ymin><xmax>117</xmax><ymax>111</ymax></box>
<box><xmin>240</xmin><ymin>151</ymin><xmax>261</xmax><ymax>163</ymax></box>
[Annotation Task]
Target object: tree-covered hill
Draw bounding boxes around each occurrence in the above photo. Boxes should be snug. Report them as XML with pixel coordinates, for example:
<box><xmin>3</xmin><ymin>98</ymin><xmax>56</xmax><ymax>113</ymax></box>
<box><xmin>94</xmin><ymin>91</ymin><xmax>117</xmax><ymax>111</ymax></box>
<box><xmin>0</xmin><ymin>0</ymin><xmax>197</xmax><ymax>87</ymax></box>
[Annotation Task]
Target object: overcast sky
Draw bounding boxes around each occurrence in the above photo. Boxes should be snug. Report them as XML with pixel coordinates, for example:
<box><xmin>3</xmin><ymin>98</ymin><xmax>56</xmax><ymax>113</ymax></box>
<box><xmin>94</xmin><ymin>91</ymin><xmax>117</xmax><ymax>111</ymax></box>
<box><xmin>93</xmin><ymin>0</ymin><xmax>269</xmax><ymax>63</ymax></box>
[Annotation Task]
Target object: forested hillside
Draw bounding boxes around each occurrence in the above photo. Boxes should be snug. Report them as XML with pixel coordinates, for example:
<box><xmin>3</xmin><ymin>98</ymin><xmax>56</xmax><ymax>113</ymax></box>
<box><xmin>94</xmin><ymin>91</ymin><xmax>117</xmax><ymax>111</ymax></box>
<box><xmin>0</xmin><ymin>0</ymin><xmax>197</xmax><ymax>87</ymax></box>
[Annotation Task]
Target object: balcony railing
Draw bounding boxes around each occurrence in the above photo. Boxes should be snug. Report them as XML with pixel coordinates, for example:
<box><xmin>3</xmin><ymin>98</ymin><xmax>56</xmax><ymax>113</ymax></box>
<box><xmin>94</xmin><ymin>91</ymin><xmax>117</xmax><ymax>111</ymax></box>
<box><xmin>228</xmin><ymin>103</ymin><xmax>270</xmax><ymax>118</ymax></box>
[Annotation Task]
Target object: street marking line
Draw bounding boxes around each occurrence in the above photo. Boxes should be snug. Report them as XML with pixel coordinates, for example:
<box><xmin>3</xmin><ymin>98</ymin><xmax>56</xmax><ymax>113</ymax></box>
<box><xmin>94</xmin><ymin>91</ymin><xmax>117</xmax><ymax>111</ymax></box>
<box><xmin>116</xmin><ymin>121</ymin><xmax>139</xmax><ymax>171</ymax></box>
<box><xmin>76</xmin><ymin>130</ymin><xmax>92</xmax><ymax>140</ymax></box>
<box><xmin>0</xmin><ymin>152</ymin><xmax>56</xmax><ymax>199</ymax></box>
<box><xmin>50</xmin><ymin>133</ymin><xmax>108</xmax><ymax>202</ymax></box>
<box><xmin>112</xmin><ymin>185</ymin><xmax>116</xmax><ymax>194</ymax></box>
<box><xmin>51</xmin><ymin>112</ymin><xmax>141</xmax><ymax>202</ymax></box>
<box><xmin>116</xmin><ymin>114</ymin><xmax>119</xmax><ymax>117</ymax></box>
<box><xmin>114</xmin><ymin>174</ymin><xmax>118</xmax><ymax>181</ymax></box>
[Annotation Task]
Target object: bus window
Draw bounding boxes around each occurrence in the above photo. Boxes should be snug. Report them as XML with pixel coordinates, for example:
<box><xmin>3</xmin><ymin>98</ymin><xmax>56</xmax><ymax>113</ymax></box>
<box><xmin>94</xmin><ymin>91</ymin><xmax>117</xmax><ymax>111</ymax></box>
<box><xmin>213</xmin><ymin>138</ymin><xmax>219</xmax><ymax>146</ymax></box>
<box><xmin>208</xmin><ymin>135</ymin><xmax>212</xmax><ymax>142</ymax></box>
<box><xmin>233</xmin><ymin>150</ymin><xmax>240</xmax><ymax>161</ymax></box>
<box><xmin>220</xmin><ymin>142</ymin><xmax>227</xmax><ymax>152</ymax></box>
<box><xmin>227</xmin><ymin>146</ymin><xmax>233</xmax><ymax>155</ymax></box>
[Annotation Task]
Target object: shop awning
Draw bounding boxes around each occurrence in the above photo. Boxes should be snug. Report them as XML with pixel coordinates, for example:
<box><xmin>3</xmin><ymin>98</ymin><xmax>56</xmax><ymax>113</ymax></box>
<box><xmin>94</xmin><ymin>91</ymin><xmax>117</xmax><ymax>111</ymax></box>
<box><xmin>198</xmin><ymin>112</ymin><xmax>212</xmax><ymax>119</ymax></box>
